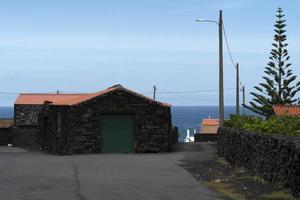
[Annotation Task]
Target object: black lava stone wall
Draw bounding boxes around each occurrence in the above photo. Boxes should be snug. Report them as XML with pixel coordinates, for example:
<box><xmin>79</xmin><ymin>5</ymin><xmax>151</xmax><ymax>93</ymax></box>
<box><xmin>14</xmin><ymin>105</ymin><xmax>42</xmax><ymax>126</ymax></box>
<box><xmin>218</xmin><ymin>127</ymin><xmax>300</xmax><ymax>197</ymax></box>
<box><xmin>12</xmin><ymin>127</ymin><xmax>40</xmax><ymax>150</ymax></box>
<box><xmin>0</xmin><ymin>128</ymin><xmax>12</xmax><ymax>146</ymax></box>
<box><xmin>194</xmin><ymin>133</ymin><xmax>218</xmax><ymax>142</ymax></box>
<box><xmin>39</xmin><ymin>89</ymin><xmax>172</xmax><ymax>154</ymax></box>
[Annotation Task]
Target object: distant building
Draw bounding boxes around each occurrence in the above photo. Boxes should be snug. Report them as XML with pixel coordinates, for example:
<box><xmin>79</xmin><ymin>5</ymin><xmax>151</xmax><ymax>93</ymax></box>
<box><xmin>184</xmin><ymin>129</ymin><xmax>194</xmax><ymax>142</ymax></box>
<box><xmin>14</xmin><ymin>84</ymin><xmax>176</xmax><ymax>154</ymax></box>
<box><xmin>273</xmin><ymin>105</ymin><xmax>300</xmax><ymax>116</ymax></box>
<box><xmin>200</xmin><ymin>118</ymin><xmax>219</xmax><ymax>134</ymax></box>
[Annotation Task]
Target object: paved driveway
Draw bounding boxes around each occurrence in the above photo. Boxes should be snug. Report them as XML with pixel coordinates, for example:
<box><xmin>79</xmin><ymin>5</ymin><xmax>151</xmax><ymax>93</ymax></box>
<box><xmin>0</xmin><ymin>143</ymin><xmax>223</xmax><ymax>200</ymax></box>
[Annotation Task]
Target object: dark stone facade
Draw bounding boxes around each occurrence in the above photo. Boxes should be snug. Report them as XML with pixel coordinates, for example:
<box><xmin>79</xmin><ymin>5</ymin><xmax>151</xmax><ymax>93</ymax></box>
<box><xmin>12</xmin><ymin>104</ymin><xmax>42</xmax><ymax>149</ymax></box>
<box><xmin>38</xmin><ymin>88</ymin><xmax>173</xmax><ymax>154</ymax></box>
<box><xmin>14</xmin><ymin>105</ymin><xmax>42</xmax><ymax>126</ymax></box>
<box><xmin>218</xmin><ymin>127</ymin><xmax>300</xmax><ymax>197</ymax></box>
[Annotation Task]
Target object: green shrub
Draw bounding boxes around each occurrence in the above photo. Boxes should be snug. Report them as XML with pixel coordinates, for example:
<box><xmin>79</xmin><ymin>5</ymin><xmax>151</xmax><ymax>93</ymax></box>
<box><xmin>224</xmin><ymin>115</ymin><xmax>300</xmax><ymax>136</ymax></box>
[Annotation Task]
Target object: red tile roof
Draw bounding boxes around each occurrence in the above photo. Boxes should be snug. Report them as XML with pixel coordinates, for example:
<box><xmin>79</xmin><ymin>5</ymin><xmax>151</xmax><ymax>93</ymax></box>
<box><xmin>273</xmin><ymin>105</ymin><xmax>300</xmax><ymax>116</ymax></box>
<box><xmin>15</xmin><ymin>93</ymin><xmax>89</xmax><ymax>105</ymax></box>
<box><xmin>15</xmin><ymin>85</ymin><xmax>171</xmax><ymax>107</ymax></box>
<box><xmin>201</xmin><ymin>119</ymin><xmax>219</xmax><ymax>126</ymax></box>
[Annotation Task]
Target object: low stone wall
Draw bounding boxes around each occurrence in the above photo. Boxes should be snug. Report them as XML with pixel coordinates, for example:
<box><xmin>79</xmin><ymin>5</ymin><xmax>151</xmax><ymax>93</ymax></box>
<box><xmin>12</xmin><ymin>127</ymin><xmax>41</xmax><ymax>150</ymax></box>
<box><xmin>0</xmin><ymin>128</ymin><xmax>12</xmax><ymax>146</ymax></box>
<box><xmin>218</xmin><ymin>127</ymin><xmax>300</xmax><ymax>197</ymax></box>
<box><xmin>169</xmin><ymin>126</ymin><xmax>179</xmax><ymax>147</ymax></box>
<box><xmin>194</xmin><ymin>133</ymin><xmax>218</xmax><ymax>142</ymax></box>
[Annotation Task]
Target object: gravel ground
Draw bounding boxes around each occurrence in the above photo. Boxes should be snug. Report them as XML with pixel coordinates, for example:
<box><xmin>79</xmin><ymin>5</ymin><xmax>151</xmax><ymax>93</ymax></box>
<box><xmin>180</xmin><ymin>143</ymin><xmax>299</xmax><ymax>200</ymax></box>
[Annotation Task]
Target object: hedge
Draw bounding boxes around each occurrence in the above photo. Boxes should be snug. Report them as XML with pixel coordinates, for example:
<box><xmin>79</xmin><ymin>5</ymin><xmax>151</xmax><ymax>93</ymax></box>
<box><xmin>224</xmin><ymin>115</ymin><xmax>300</xmax><ymax>136</ymax></box>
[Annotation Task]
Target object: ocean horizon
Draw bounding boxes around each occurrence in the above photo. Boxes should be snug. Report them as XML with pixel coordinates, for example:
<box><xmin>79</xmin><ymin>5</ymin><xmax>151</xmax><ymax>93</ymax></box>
<box><xmin>0</xmin><ymin>106</ymin><xmax>252</xmax><ymax>142</ymax></box>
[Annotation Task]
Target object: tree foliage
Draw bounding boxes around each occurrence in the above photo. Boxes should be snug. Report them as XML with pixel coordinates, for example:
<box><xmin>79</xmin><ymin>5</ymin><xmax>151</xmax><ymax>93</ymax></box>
<box><xmin>245</xmin><ymin>7</ymin><xmax>300</xmax><ymax>118</ymax></box>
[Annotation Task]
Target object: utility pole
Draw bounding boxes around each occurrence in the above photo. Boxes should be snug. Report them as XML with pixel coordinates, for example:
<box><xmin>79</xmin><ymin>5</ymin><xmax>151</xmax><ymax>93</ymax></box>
<box><xmin>195</xmin><ymin>10</ymin><xmax>224</xmax><ymax>126</ymax></box>
<box><xmin>236</xmin><ymin>63</ymin><xmax>240</xmax><ymax>116</ymax></box>
<box><xmin>242</xmin><ymin>86</ymin><xmax>246</xmax><ymax>115</ymax></box>
<box><xmin>153</xmin><ymin>85</ymin><xmax>157</xmax><ymax>100</ymax></box>
<box><xmin>219</xmin><ymin>10</ymin><xmax>224</xmax><ymax>127</ymax></box>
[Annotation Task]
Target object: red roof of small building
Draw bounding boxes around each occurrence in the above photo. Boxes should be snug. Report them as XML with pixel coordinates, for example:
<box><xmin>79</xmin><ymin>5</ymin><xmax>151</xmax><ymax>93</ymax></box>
<box><xmin>273</xmin><ymin>105</ymin><xmax>300</xmax><ymax>116</ymax></box>
<box><xmin>201</xmin><ymin>119</ymin><xmax>219</xmax><ymax>126</ymax></box>
<box><xmin>15</xmin><ymin>85</ymin><xmax>171</xmax><ymax>107</ymax></box>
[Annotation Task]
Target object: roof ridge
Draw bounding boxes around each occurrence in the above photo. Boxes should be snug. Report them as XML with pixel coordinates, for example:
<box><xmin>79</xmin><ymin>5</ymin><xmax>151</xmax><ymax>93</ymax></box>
<box><xmin>19</xmin><ymin>93</ymin><xmax>92</xmax><ymax>95</ymax></box>
<box><xmin>15</xmin><ymin>85</ymin><xmax>171</xmax><ymax>107</ymax></box>
<box><xmin>274</xmin><ymin>104</ymin><xmax>300</xmax><ymax>107</ymax></box>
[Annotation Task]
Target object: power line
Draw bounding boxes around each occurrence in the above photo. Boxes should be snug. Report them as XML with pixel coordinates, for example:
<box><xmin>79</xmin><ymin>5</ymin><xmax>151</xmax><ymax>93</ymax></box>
<box><xmin>222</xmin><ymin>23</ymin><xmax>245</xmax><ymax>98</ymax></box>
<box><xmin>0</xmin><ymin>91</ymin><xmax>58</xmax><ymax>95</ymax></box>
<box><xmin>222</xmin><ymin>23</ymin><xmax>236</xmax><ymax>68</ymax></box>
<box><xmin>142</xmin><ymin>88</ymin><xmax>235</xmax><ymax>95</ymax></box>
<box><xmin>0</xmin><ymin>92</ymin><xmax>19</xmax><ymax>95</ymax></box>
<box><xmin>0</xmin><ymin>88</ymin><xmax>236</xmax><ymax>96</ymax></box>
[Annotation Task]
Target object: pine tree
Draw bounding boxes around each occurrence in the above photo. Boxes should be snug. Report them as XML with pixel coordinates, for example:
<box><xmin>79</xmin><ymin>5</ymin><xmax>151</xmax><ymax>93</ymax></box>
<box><xmin>245</xmin><ymin>7</ymin><xmax>300</xmax><ymax>117</ymax></box>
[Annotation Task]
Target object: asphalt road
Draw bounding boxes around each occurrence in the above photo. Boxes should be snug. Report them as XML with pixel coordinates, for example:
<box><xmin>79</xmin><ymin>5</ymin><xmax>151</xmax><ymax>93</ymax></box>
<box><xmin>0</xmin><ymin>143</ymin><xmax>223</xmax><ymax>200</ymax></box>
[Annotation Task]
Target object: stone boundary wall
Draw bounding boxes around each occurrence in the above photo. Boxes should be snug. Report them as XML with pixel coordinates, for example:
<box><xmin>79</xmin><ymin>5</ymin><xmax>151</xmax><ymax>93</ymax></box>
<box><xmin>218</xmin><ymin>127</ymin><xmax>300</xmax><ymax>197</ymax></box>
<box><xmin>12</xmin><ymin>127</ymin><xmax>41</xmax><ymax>150</ymax></box>
<box><xmin>0</xmin><ymin>126</ymin><xmax>40</xmax><ymax>150</ymax></box>
<box><xmin>194</xmin><ymin>133</ymin><xmax>218</xmax><ymax>142</ymax></box>
<box><xmin>0</xmin><ymin>128</ymin><xmax>12</xmax><ymax>146</ymax></box>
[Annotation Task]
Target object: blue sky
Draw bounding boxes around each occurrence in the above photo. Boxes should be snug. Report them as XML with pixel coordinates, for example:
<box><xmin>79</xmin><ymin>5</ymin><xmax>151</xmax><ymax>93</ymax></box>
<box><xmin>0</xmin><ymin>0</ymin><xmax>300</xmax><ymax>106</ymax></box>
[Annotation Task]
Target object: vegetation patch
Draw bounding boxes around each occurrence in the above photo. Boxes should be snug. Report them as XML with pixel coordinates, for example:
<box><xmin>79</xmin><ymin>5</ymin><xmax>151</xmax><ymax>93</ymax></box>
<box><xmin>237</xmin><ymin>175</ymin><xmax>267</xmax><ymax>185</ymax></box>
<box><xmin>182</xmin><ymin>154</ymin><xmax>299</xmax><ymax>200</ymax></box>
<box><xmin>260</xmin><ymin>190</ymin><xmax>298</xmax><ymax>200</ymax></box>
<box><xmin>224</xmin><ymin>115</ymin><xmax>300</xmax><ymax>137</ymax></box>
<box><xmin>206</xmin><ymin>180</ymin><xmax>245</xmax><ymax>200</ymax></box>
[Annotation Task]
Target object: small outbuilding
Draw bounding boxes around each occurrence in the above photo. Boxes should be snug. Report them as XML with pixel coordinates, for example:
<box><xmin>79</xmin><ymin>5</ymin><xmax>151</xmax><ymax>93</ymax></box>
<box><xmin>14</xmin><ymin>84</ymin><xmax>175</xmax><ymax>154</ymax></box>
<box><xmin>200</xmin><ymin>118</ymin><xmax>219</xmax><ymax>134</ymax></box>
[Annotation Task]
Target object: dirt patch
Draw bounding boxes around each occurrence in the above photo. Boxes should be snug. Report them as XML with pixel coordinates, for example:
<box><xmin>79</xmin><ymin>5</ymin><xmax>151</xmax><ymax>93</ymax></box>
<box><xmin>181</xmin><ymin>157</ymin><xmax>300</xmax><ymax>200</ymax></box>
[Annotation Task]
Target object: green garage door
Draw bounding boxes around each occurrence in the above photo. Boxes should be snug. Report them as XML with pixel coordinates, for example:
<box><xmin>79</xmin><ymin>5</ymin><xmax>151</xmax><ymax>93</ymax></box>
<box><xmin>101</xmin><ymin>115</ymin><xmax>134</xmax><ymax>153</ymax></box>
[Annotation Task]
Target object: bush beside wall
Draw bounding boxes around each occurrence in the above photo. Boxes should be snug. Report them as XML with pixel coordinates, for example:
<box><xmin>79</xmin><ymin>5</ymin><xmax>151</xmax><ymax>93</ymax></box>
<box><xmin>218</xmin><ymin>127</ymin><xmax>300</xmax><ymax>197</ymax></box>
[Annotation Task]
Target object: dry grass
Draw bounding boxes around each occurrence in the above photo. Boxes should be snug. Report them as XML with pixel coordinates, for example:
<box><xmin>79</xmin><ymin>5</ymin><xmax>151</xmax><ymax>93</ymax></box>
<box><xmin>260</xmin><ymin>190</ymin><xmax>299</xmax><ymax>200</ymax></box>
<box><xmin>206</xmin><ymin>180</ymin><xmax>245</xmax><ymax>200</ymax></box>
<box><xmin>237</xmin><ymin>175</ymin><xmax>267</xmax><ymax>184</ymax></box>
<box><xmin>0</xmin><ymin>119</ymin><xmax>13</xmax><ymax>128</ymax></box>
<box><xmin>216</xmin><ymin>157</ymin><xmax>231</xmax><ymax>168</ymax></box>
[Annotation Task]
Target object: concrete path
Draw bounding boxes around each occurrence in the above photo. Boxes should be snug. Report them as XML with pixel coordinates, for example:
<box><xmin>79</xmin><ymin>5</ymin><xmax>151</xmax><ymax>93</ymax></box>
<box><xmin>0</xmin><ymin>143</ymin><xmax>224</xmax><ymax>200</ymax></box>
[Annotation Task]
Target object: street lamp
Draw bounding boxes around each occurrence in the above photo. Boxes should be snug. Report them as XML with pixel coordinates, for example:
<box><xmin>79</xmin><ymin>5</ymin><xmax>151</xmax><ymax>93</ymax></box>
<box><xmin>196</xmin><ymin>10</ymin><xmax>224</xmax><ymax>127</ymax></box>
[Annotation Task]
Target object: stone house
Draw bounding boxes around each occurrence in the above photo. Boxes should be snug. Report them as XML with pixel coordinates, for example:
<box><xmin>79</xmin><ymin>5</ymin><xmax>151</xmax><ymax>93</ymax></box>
<box><xmin>14</xmin><ymin>85</ymin><xmax>175</xmax><ymax>154</ymax></box>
